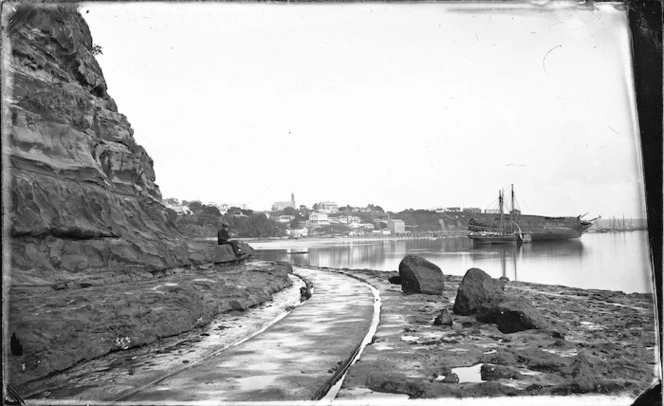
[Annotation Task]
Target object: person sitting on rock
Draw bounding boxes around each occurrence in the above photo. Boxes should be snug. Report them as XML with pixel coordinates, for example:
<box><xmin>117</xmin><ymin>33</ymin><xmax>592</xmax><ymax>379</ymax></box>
<box><xmin>217</xmin><ymin>223</ymin><xmax>243</xmax><ymax>257</ymax></box>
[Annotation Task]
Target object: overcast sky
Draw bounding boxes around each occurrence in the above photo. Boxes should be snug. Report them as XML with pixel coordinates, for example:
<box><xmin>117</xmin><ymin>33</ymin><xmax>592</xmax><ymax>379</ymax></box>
<box><xmin>81</xmin><ymin>2</ymin><xmax>645</xmax><ymax>217</ymax></box>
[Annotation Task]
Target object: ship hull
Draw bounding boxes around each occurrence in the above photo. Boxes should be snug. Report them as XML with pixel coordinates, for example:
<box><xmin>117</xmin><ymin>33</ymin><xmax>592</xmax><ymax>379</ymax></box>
<box><xmin>468</xmin><ymin>214</ymin><xmax>593</xmax><ymax>241</ymax></box>
<box><xmin>468</xmin><ymin>233</ymin><xmax>518</xmax><ymax>244</ymax></box>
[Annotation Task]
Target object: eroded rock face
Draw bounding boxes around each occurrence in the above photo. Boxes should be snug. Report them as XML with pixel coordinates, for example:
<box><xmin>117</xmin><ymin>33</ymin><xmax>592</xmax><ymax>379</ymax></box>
<box><xmin>6</xmin><ymin>5</ymin><xmax>201</xmax><ymax>285</ymax></box>
<box><xmin>398</xmin><ymin>255</ymin><xmax>444</xmax><ymax>295</ymax></box>
<box><xmin>452</xmin><ymin>268</ymin><xmax>505</xmax><ymax>315</ymax></box>
<box><xmin>9</xmin><ymin>262</ymin><xmax>293</xmax><ymax>386</ymax></box>
<box><xmin>5</xmin><ymin>5</ymin><xmax>259</xmax><ymax>384</ymax></box>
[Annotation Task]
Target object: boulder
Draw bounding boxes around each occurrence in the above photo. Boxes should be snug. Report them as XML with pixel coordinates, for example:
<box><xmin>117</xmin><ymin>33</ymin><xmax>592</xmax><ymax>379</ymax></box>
<box><xmin>300</xmin><ymin>286</ymin><xmax>312</xmax><ymax>301</ymax></box>
<box><xmin>475</xmin><ymin>297</ymin><xmax>550</xmax><ymax>333</ymax></box>
<box><xmin>442</xmin><ymin>373</ymin><xmax>459</xmax><ymax>383</ymax></box>
<box><xmin>398</xmin><ymin>255</ymin><xmax>444</xmax><ymax>295</ymax></box>
<box><xmin>388</xmin><ymin>275</ymin><xmax>402</xmax><ymax>284</ymax></box>
<box><xmin>433</xmin><ymin>307</ymin><xmax>454</xmax><ymax>326</ymax></box>
<box><xmin>453</xmin><ymin>268</ymin><xmax>505</xmax><ymax>315</ymax></box>
<box><xmin>480</xmin><ymin>364</ymin><xmax>523</xmax><ymax>381</ymax></box>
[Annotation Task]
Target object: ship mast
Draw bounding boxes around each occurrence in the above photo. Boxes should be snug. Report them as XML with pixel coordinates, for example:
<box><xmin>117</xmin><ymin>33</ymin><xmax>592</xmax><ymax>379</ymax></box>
<box><xmin>498</xmin><ymin>189</ymin><xmax>504</xmax><ymax>235</ymax></box>
<box><xmin>510</xmin><ymin>184</ymin><xmax>515</xmax><ymax>233</ymax></box>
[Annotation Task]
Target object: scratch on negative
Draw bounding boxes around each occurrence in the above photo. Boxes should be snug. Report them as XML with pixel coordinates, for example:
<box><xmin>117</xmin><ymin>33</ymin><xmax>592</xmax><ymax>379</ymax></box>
<box><xmin>543</xmin><ymin>45</ymin><xmax>562</xmax><ymax>74</ymax></box>
<box><xmin>608</xmin><ymin>125</ymin><xmax>620</xmax><ymax>135</ymax></box>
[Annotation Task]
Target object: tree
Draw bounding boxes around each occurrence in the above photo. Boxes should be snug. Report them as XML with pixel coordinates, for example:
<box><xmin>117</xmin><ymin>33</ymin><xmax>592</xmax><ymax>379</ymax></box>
<box><xmin>197</xmin><ymin>213</ymin><xmax>221</xmax><ymax>227</ymax></box>
<box><xmin>282</xmin><ymin>207</ymin><xmax>298</xmax><ymax>216</ymax></box>
<box><xmin>338</xmin><ymin>204</ymin><xmax>353</xmax><ymax>213</ymax></box>
<box><xmin>290</xmin><ymin>218</ymin><xmax>300</xmax><ymax>228</ymax></box>
<box><xmin>312</xmin><ymin>203</ymin><xmax>319</xmax><ymax>212</ymax></box>
<box><xmin>202</xmin><ymin>205</ymin><xmax>222</xmax><ymax>217</ymax></box>
<box><xmin>227</xmin><ymin>206</ymin><xmax>242</xmax><ymax>216</ymax></box>
<box><xmin>187</xmin><ymin>200</ymin><xmax>204</xmax><ymax>213</ymax></box>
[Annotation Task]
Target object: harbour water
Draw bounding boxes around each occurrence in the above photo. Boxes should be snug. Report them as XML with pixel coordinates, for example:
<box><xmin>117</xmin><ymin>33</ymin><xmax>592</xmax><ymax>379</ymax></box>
<box><xmin>252</xmin><ymin>230</ymin><xmax>653</xmax><ymax>294</ymax></box>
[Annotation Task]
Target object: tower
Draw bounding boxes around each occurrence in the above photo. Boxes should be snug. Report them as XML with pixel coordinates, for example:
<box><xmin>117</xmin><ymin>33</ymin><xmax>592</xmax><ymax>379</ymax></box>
<box><xmin>291</xmin><ymin>192</ymin><xmax>295</xmax><ymax>208</ymax></box>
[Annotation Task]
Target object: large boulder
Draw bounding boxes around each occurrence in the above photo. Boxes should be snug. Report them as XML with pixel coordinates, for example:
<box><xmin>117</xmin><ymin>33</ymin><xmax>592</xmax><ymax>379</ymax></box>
<box><xmin>398</xmin><ymin>255</ymin><xmax>444</xmax><ymax>295</ymax></box>
<box><xmin>475</xmin><ymin>297</ymin><xmax>551</xmax><ymax>333</ymax></box>
<box><xmin>453</xmin><ymin>268</ymin><xmax>505</xmax><ymax>315</ymax></box>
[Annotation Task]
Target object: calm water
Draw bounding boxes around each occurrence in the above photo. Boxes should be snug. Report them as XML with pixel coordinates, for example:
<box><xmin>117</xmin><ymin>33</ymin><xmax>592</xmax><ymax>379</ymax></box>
<box><xmin>251</xmin><ymin>231</ymin><xmax>653</xmax><ymax>294</ymax></box>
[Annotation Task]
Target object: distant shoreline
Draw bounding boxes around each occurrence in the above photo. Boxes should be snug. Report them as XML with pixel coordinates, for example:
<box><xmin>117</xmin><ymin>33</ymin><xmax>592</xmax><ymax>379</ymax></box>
<box><xmin>237</xmin><ymin>228</ymin><xmax>645</xmax><ymax>245</ymax></box>
<box><xmin>239</xmin><ymin>233</ymin><xmax>469</xmax><ymax>245</ymax></box>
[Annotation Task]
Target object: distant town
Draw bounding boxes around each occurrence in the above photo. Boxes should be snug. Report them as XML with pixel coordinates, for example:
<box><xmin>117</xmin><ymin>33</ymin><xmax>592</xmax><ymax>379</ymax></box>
<box><xmin>162</xmin><ymin>193</ymin><xmax>646</xmax><ymax>239</ymax></box>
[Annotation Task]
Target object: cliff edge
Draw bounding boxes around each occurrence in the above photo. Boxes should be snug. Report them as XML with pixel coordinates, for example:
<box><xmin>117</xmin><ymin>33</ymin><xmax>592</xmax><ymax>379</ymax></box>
<box><xmin>5</xmin><ymin>4</ymin><xmax>252</xmax><ymax>285</ymax></box>
<box><xmin>5</xmin><ymin>5</ymin><xmax>197</xmax><ymax>287</ymax></box>
<box><xmin>4</xmin><ymin>5</ymin><xmax>281</xmax><ymax>387</ymax></box>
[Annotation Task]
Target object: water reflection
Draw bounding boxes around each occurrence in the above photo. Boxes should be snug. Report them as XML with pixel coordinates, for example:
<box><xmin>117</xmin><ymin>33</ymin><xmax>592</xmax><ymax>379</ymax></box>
<box><xmin>252</xmin><ymin>231</ymin><xmax>652</xmax><ymax>293</ymax></box>
<box><xmin>468</xmin><ymin>240</ymin><xmax>585</xmax><ymax>282</ymax></box>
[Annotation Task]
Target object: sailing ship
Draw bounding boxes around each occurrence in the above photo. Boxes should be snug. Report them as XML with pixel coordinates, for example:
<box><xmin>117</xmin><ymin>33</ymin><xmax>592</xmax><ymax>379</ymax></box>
<box><xmin>468</xmin><ymin>185</ymin><xmax>598</xmax><ymax>242</ymax></box>
<box><xmin>468</xmin><ymin>185</ymin><xmax>529</xmax><ymax>244</ymax></box>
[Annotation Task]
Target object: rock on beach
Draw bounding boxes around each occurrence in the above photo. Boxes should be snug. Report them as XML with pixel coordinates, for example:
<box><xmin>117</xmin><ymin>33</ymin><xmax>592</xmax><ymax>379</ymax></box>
<box><xmin>398</xmin><ymin>255</ymin><xmax>444</xmax><ymax>295</ymax></box>
<box><xmin>476</xmin><ymin>297</ymin><xmax>552</xmax><ymax>333</ymax></box>
<box><xmin>453</xmin><ymin>268</ymin><xmax>505</xmax><ymax>315</ymax></box>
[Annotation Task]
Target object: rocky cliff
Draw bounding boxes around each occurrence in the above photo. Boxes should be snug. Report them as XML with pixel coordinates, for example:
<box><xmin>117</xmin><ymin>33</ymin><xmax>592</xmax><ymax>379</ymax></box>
<box><xmin>5</xmin><ymin>5</ymin><xmax>235</xmax><ymax>287</ymax></box>
<box><xmin>5</xmin><ymin>5</ymin><xmax>278</xmax><ymax>386</ymax></box>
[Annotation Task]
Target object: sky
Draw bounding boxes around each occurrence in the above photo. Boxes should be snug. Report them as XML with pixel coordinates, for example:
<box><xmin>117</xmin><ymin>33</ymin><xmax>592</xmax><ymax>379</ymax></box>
<box><xmin>81</xmin><ymin>1</ymin><xmax>646</xmax><ymax>217</ymax></box>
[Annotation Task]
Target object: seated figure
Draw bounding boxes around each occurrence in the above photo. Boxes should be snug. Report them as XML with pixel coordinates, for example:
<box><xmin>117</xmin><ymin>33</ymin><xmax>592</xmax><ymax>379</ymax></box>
<box><xmin>217</xmin><ymin>223</ymin><xmax>243</xmax><ymax>257</ymax></box>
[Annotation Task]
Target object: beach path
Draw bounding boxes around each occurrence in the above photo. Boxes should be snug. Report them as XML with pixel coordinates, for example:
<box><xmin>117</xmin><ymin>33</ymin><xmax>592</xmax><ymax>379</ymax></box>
<box><xmin>123</xmin><ymin>267</ymin><xmax>376</xmax><ymax>402</ymax></box>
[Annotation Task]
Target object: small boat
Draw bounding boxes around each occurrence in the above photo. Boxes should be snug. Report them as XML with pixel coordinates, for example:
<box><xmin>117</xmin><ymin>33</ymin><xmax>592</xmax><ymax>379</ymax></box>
<box><xmin>286</xmin><ymin>249</ymin><xmax>309</xmax><ymax>255</ymax></box>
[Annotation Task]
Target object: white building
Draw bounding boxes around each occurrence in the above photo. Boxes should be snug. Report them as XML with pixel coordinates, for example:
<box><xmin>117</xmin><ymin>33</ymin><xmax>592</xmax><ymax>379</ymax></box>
<box><xmin>307</xmin><ymin>212</ymin><xmax>330</xmax><ymax>227</ymax></box>
<box><xmin>277</xmin><ymin>215</ymin><xmax>295</xmax><ymax>224</ymax></box>
<box><xmin>169</xmin><ymin>205</ymin><xmax>192</xmax><ymax>215</ymax></box>
<box><xmin>336</xmin><ymin>215</ymin><xmax>360</xmax><ymax>224</ymax></box>
<box><xmin>163</xmin><ymin>201</ymin><xmax>192</xmax><ymax>215</ymax></box>
<box><xmin>387</xmin><ymin>219</ymin><xmax>406</xmax><ymax>234</ymax></box>
<box><xmin>286</xmin><ymin>228</ymin><xmax>308</xmax><ymax>237</ymax></box>
<box><xmin>318</xmin><ymin>201</ymin><xmax>339</xmax><ymax>214</ymax></box>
